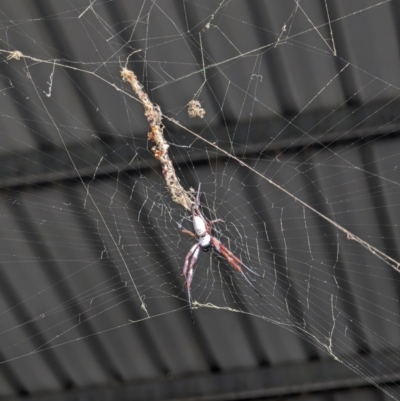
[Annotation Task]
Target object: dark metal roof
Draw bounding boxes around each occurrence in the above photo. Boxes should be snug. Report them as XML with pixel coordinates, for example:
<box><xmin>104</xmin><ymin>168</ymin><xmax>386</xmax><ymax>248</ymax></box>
<box><xmin>0</xmin><ymin>1</ymin><xmax>400</xmax><ymax>400</ymax></box>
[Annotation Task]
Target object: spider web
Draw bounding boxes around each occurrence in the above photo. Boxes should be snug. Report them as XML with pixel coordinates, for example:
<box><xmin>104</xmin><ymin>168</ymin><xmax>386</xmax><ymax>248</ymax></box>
<box><xmin>0</xmin><ymin>0</ymin><xmax>400</xmax><ymax>399</ymax></box>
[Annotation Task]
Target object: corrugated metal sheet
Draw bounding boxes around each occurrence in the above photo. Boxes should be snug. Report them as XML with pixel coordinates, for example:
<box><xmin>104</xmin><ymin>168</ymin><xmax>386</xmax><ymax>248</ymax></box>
<box><xmin>0</xmin><ymin>1</ymin><xmax>400</xmax><ymax>400</ymax></box>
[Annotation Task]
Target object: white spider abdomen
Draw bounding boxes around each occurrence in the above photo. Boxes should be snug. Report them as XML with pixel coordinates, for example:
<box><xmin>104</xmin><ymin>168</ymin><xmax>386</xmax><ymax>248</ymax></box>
<box><xmin>193</xmin><ymin>215</ymin><xmax>207</xmax><ymax>236</ymax></box>
<box><xmin>199</xmin><ymin>233</ymin><xmax>211</xmax><ymax>248</ymax></box>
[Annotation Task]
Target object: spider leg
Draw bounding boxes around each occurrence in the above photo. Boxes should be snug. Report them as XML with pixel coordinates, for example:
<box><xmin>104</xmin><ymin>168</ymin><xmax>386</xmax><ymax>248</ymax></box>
<box><xmin>237</xmin><ymin>268</ymin><xmax>262</xmax><ymax>298</ymax></box>
<box><xmin>211</xmin><ymin>238</ymin><xmax>262</xmax><ymax>297</ymax></box>
<box><xmin>193</xmin><ymin>183</ymin><xmax>221</xmax><ymax>230</ymax></box>
<box><xmin>183</xmin><ymin>243</ymin><xmax>201</xmax><ymax>309</ymax></box>
<box><xmin>208</xmin><ymin>218</ymin><xmax>223</xmax><ymax>230</ymax></box>
<box><xmin>195</xmin><ymin>182</ymin><xmax>201</xmax><ymax>206</ymax></box>
<box><xmin>182</xmin><ymin>229</ymin><xmax>197</xmax><ymax>239</ymax></box>
<box><xmin>192</xmin><ymin>183</ymin><xmax>203</xmax><ymax>219</ymax></box>
<box><xmin>193</xmin><ymin>183</ymin><xmax>213</xmax><ymax>225</ymax></box>
<box><xmin>224</xmin><ymin>243</ymin><xmax>262</xmax><ymax>278</ymax></box>
<box><xmin>220</xmin><ymin>247</ymin><xmax>262</xmax><ymax>297</ymax></box>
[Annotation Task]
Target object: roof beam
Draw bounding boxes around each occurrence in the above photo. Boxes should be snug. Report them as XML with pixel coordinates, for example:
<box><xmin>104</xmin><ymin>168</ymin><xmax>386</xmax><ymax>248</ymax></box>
<box><xmin>8</xmin><ymin>350</ymin><xmax>400</xmax><ymax>401</ymax></box>
<box><xmin>1</xmin><ymin>100</ymin><xmax>399</xmax><ymax>190</ymax></box>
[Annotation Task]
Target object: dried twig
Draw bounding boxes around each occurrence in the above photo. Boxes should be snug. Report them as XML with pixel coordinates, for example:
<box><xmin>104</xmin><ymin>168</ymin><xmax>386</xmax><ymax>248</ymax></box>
<box><xmin>121</xmin><ymin>68</ymin><xmax>192</xmax><ymax>210</ymax></box>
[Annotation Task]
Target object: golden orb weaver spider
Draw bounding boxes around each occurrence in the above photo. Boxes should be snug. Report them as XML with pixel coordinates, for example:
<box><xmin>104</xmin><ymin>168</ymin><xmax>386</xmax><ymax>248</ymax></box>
<box><xmin>182</xmin><ymin>184</ymin><xmax>263</xmax><ymax>310</ymax></box>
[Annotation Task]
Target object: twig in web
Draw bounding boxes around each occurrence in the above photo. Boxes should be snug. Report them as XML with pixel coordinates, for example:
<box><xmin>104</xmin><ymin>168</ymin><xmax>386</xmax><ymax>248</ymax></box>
<box><xmin>121</xmin><ymin>67</ymin><xmax>192</xmax><ymax>211</ymax></box>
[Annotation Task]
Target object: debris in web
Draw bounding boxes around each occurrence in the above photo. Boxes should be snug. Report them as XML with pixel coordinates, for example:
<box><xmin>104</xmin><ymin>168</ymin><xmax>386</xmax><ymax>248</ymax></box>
<box><xmin>187</xmin><ymin>100</ymin><xmax>206</xmax><ymax>118</ymax></box>
<box><xmin>121</xmin><ymin>67</ymin><xmax>193</xmax><ymax>210</ymax></box>
<box><xmin>6</xmin><ymin>50</ymin><xmax>23</xmax><ymax>60</ymax></box>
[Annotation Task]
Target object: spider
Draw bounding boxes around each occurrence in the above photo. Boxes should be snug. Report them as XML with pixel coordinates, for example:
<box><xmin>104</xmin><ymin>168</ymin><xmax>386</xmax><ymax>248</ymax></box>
<box><xmin>182</xmin><ymin>184</ymin><xmax>263</xmax><ymax>308</ymax></box>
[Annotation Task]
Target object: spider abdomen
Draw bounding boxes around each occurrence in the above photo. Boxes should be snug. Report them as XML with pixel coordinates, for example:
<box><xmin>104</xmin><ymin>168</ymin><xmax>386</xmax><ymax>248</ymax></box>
<box><xmin>193</xmin><ymin>215</ymin><xmax>207</xmax><ymax>236</ymax></box>
<box><xmin>199</xmin><ymin>233</ymin><xmax>211</xmax><ymax>249</ymax></box>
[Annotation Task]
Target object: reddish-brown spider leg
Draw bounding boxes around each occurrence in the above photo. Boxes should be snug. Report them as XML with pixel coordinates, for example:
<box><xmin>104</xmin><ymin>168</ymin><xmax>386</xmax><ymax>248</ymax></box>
<box><xmin>208</xmin><ymin>218</ymin><xmax>223</xmax><ymax>229</ymax></box>
<box><xmin>182</xmin><ymin>229</ymin><xmax>196</xmax><ymax>238</ymax></box>
<box><xmin>211</xmin><ymin>238</ymin><xmax>263</xmax><ymax>297</ymax></box>
<box><xmin>213</xmin><ymin>239</ymin><xmax>263</xmax><ymax>277</ymax></box>
<box><xmin>182</xmin><ymin>243</ymin><xmax>200</xmax><ymax>305</ymax></box>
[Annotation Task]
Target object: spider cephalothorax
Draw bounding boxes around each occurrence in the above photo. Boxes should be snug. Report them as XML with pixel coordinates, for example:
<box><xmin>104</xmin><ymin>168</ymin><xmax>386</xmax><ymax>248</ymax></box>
<box><xmin>182</xmin><ymin>184</ymin><xmax>263</xmax><ymax>309</ymax></box>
